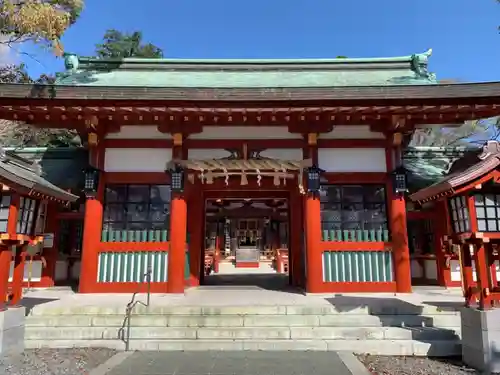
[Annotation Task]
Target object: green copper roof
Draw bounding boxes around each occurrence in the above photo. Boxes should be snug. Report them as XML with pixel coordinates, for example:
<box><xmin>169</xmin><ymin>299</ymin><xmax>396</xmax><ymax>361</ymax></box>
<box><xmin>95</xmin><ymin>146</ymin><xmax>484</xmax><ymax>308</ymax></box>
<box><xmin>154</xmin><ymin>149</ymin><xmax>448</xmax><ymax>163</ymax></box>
<box><xmin>56</xmin><ymin>49</ymin><xmax>437</xmax><ymax>88</ymax></box>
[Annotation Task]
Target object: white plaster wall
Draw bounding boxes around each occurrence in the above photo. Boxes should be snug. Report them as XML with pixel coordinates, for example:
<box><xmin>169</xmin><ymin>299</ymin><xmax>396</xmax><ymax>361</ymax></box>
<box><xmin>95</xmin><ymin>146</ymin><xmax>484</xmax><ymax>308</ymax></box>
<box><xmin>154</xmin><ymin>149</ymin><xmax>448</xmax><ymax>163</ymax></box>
<box><xmin>105</xmin><ymin>126</ymin><xmax>172</xmax><ymax>139</ymax></box>
<box><xmin>188</xmin><ymin>149</ymin><xmax>232</xmax><ymax>159</ymax></box>
<box><xmin>259</xmin><ymin>148</ymin><xmax>303</xmax><ymax>161</ymax></box>
<box><xmin>54</xmin><ymin>260</ymin><xmax>81</xmax><ymax>281</ymax></box>
<box><xmin>189</xmin><ymin>126</ymin><xmax>302</xmax><ymax>140</ymax></box>
<box><xmin>318</xmin><ymin>148</ymin><xmax>387</xmax><ymax>172</ymax></box>
<box><xmin>450</xmin><ymin>259</ymin><xmax>478</xmax><ymax>282</ymax></box>
<box><xmin>449</xmin><ymin>260</ymin><xmax>500</xmax><ymax>282</ymax></box>
<box><xmin>320</xmin><ymin>125</ymin><xmax>385</xmax><ymax>139</ymax></box>
<box><xmin>55</xmin><ymin>261</ymin><xmax>68</xmax><ymax>281</ymax></box>
<box><xmin>410</xmin><ymin>259</ymin><xmax>423</xmax><ymax>279</ymax></box>
<box><xmin>71</xmin><ymin>261</ymin><xmax>81</xmax><ymax>280</ymax></box>
<box><xmin>8</xmin><ymin>260</ymin><xmax>42</xmax><ymax>282</ymax></box>
<box><xmin>424</xmin><ymin>259</ymin><xmax>438</xmax><ymax>281</ymax></box>
<box><xmin>104</xmin><ymin>148</ymin><xmax>172</xmax><ymax>172</ymax></box>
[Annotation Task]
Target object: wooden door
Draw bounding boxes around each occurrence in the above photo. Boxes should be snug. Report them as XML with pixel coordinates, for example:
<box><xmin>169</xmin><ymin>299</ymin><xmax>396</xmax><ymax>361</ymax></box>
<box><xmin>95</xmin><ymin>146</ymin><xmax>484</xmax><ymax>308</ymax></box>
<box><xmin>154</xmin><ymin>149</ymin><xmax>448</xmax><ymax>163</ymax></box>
<box><xmin>236</xmin><ymin>219</ymin><xmax>262</xmax><ymax>247</ymax></box>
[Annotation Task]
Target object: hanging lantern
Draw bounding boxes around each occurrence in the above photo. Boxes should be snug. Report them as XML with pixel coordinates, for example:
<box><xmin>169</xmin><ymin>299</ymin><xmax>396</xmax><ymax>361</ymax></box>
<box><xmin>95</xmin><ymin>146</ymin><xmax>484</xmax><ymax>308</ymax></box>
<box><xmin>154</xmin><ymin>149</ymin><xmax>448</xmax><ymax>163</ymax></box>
<box><xmin>392</xmin><ymin>166</ymin><xmax>408</xmax><ymax>195</ymax></box>
<box><xmin>82</xmin><ymin>166</ymin><xmax>100</xmax><ymax>197</ymax></box>
<box><xmin>306</xmin><ymin>165</ymin><xmax>324</xmax><ymax>193</ymax></box>
<box><xmin>168</xmin><ymin>164</ymin><xmax>185</xmax><ymax>193</ymax></box>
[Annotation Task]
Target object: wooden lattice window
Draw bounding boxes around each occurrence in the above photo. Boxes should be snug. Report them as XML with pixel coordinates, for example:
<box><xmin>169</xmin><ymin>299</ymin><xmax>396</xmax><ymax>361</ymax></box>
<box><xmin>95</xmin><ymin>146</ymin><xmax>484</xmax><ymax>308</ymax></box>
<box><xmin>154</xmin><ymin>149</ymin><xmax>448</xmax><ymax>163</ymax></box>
<box><xmin>474</xmin><ymin>194</ymin><xmax>500</xmax><ymax>232</ymax></box>
<box><xmin>16</xmin><ymin>197</ymin><xmax>37</xmax><ymax>235</ymax></box>
<box><xmin>320</xmin><ymin>185</ymin><xmax>388</xmax><ymax>232</ymax></box>
<box><xmin>449</xmin><ymin>196</ymin><xmax>470</xmax><ymax>233</ymax></box>
<box><xmin>103</xmin><ymin>184</ymin><xmax>171</xmax><ymax>231</ymax></box>
<box><xmin>0</xmin><ymin>194</ymin><xmax>11</xmax><ymax>233</ymax></box>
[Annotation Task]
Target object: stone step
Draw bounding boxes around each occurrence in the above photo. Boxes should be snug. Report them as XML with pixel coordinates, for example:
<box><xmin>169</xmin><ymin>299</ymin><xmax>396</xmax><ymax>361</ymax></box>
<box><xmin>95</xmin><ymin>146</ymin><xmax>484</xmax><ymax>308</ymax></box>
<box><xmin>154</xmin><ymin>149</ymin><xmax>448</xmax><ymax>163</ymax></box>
<box><xmin>24</xmin><ymin>338</ymin><xmax>462</xmax><ymax>356</ymax></box>
<box><xmin>25</xmin><ymin>313</ymin><xmax>462</xmax><ymax>328</ymax></box>
<box><xmin>24</xmin><ymin>326</ymin><xmax>461</xmax><ymax>341</ymax></box>
<box><xmin>27</xmin><ymin>304</ymin><xmax>461</xmax><ymax>317</ymax></box>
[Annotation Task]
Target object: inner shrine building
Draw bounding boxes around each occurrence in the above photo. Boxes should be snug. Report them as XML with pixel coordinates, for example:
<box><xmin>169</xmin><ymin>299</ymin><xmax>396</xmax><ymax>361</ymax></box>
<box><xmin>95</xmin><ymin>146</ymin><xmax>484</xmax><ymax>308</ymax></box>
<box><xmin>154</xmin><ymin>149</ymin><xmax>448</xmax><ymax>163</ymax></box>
<box><xmin>1</xmin><ymin>49</ymin><xmax>500</xmax><ymax>294</ymax></box>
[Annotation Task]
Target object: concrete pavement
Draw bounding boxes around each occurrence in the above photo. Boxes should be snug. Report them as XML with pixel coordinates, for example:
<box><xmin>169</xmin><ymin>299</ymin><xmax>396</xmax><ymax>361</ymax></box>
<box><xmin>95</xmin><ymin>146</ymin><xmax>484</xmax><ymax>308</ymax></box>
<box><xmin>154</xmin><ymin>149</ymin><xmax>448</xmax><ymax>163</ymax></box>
<box><xmin>90</xmin><ymin>351</ymin><xmax>371</xmax><ymax>375</ymax></box>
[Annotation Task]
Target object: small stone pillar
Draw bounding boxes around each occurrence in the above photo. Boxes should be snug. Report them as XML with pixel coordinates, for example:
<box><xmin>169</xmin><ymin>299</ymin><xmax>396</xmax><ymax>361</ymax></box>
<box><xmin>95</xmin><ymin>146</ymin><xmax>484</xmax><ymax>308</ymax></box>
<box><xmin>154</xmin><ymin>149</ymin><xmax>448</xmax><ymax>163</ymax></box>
<box><xmin>0</xmin><ymin>306</ymin><xmax>25</xmax><ymax>355</ymax></box>
<box><xmin>461</xmin><ymin>307</ymin><xmax>500</xmax><ymax>373</ymax></box>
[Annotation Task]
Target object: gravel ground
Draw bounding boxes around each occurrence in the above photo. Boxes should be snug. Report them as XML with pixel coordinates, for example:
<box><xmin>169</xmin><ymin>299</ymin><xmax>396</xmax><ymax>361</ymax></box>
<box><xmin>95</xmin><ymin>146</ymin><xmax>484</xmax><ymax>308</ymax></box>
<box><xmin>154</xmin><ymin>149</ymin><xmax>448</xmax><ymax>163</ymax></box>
<box><xmin>357</xmin><ymin>355</ymin><xmax>488</xmax><ymax>375</ymax></box>
<box><xmin>0</xmin><ymin>348</ymin><xmax>117</xmax><ymax>375</ymax></box>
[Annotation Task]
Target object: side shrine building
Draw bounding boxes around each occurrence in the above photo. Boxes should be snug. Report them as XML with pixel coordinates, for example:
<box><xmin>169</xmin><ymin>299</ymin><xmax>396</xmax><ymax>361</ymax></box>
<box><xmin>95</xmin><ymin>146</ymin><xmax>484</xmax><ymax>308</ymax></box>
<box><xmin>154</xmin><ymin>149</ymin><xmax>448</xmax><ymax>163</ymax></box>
<box><xmin>2</xmin><ymin>49</ymin><xmax>500</xmax><ymax>294</ymax></box>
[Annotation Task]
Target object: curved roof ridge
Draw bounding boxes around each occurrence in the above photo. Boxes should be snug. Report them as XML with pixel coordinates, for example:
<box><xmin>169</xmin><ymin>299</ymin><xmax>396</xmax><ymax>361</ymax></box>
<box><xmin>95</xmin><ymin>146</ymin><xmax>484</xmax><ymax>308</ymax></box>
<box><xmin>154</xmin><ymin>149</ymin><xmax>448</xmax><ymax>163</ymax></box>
<box><xmin>63</xmin><ymin>49</ymin><xmax>433</xmax><ymax>66</ymax></box>
<box><xmin>57</xmin><ymin>49</ymin><xmax>436</xmax><ymax>88</ymax></box>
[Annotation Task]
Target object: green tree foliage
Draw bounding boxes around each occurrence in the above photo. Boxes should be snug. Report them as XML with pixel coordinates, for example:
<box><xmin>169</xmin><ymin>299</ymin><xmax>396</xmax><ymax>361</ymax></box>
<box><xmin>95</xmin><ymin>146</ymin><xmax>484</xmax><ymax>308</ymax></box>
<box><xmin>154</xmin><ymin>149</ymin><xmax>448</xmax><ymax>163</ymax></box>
<box><xmin>95</xmin><ymin>30</ymin><xmax>163</xmax><ymax>59</ymax></box>
<box><xmin>0</xmin><ymin>64</ymin><xmax>80</xmax><ymax>147</ymax></box>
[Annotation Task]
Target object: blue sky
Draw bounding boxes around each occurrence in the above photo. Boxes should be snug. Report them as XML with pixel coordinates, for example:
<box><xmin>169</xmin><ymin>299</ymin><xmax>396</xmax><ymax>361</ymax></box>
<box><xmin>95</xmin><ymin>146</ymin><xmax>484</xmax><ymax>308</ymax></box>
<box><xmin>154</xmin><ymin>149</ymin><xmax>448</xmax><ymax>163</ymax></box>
<box><xmin>19</xmin><ymin>0</ymin><xmax>500</xmax><ymax>82</ymax></box>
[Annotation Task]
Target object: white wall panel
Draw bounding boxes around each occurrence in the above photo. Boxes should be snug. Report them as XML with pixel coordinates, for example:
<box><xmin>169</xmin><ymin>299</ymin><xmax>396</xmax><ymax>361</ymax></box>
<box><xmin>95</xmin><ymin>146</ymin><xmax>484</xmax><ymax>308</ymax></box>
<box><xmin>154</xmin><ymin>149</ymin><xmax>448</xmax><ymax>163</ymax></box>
<box><xmin>188</xmin><ymin>149</ymin><xmax>232</xmax><ymax>159</ymax></box>
<box><xmin>55</xmin><ymin>260</ymin><xmax>68</xmax><ymax>281</ymax></box>
<box><xmin>424</xmin><ymin>259</ymin><xmax>438</xmax><ymax>281</ymax></box>
<box><xmin>318</xmin><ymin>148</ymin><xmax>386</xmax><ymax>172</ymax></box>
<box><xmin>410</xmin><ymin>259</ymin><xmax>423</xmax><ymax>279</ymax></box>
<box><xmin>259</xmin><ymin>148</ymin><xmax>303</xmax><ymax>161</ymax></box>
<box><xmin>105</xmin><ymin>125</ymin><xmax>171</xmax><ymax>139</ymax></box>
<box><xmin>189</xmin><ymin>126</ymin><xmax>301</xmax><ymax>140</ymax></box>
<box><xmin>450</xmin><ymin>259</ymin><xmax>477</xmax><ymax>282</ymax></box>
<box><xmin>104</xmin><ymin>148</ymin><xmax>172</xmax><ymax>172</ymax></box>
<box><xmin>320</xmin><ymin>125</ymin><xmax>385</xmax><ymax>139</ymax></box>
<box><xmin>9</xmin><ymin>261</ymin><xmax>42</xmax><ymax>282</ymax></box>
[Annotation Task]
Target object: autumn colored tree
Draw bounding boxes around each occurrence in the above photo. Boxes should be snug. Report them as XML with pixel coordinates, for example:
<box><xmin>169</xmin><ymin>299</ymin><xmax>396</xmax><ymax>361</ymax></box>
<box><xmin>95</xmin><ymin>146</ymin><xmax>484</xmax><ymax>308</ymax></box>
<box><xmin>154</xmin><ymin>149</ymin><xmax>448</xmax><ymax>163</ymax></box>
<box><xmin>0</xmin><ymin>0</ymin><xmax>83</xmax><ymax>53</ymax></box>
<box><xmin>95</xmin><ymin>30</ymin><xmax>164</xmax><ymax>59</ymax></box>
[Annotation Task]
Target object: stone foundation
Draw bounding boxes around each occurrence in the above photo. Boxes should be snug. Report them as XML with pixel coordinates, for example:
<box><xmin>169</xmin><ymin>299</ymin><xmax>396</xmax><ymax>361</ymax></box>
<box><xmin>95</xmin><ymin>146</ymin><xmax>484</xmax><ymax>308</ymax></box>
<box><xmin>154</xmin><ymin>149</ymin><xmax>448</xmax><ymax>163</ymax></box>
<box><xmin>461</xmin><ymin>307</ymin><xmax>500</xmax><ymax>373</ymax></box>
<box><xmin>0</xmin><ymin>307</ymin><xmax>25</xmax><ymax>355</ymax></box>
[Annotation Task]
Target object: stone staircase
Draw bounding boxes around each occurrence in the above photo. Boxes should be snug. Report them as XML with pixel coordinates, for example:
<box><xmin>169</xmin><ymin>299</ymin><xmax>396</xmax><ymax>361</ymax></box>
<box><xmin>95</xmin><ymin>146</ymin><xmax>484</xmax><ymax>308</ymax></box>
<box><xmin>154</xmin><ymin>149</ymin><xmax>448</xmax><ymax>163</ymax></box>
<box><xmin>216</xmin><ymin>261</ymin><xmax>276</xmax><ymax>274</ymax></box>
<box><xmin>24</xmin><ymin>302</ymin><xmax>462</xmax><ymax>356</ymax></box>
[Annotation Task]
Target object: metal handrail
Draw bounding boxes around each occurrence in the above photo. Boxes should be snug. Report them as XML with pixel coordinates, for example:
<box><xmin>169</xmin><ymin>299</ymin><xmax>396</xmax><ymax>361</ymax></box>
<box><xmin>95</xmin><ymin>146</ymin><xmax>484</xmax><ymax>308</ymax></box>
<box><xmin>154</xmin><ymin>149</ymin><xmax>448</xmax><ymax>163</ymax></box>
<box><xmin>119</xmin><ymin>264</ymin><xmax>152</xmax><ymax>351</ymax></box>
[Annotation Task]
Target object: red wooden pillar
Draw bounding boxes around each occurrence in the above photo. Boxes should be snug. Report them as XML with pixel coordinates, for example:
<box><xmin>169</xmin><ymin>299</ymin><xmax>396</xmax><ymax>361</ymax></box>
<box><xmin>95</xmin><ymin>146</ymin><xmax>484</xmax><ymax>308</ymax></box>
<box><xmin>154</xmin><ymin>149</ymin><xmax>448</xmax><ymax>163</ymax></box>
<box><xmin>0</xmin><ymin>192</ymin><xmax>19</xmax><ymax>305</ymax></box>
<box><xmin>461</xmin><ymin>243</ymin><xmax>475</xmax><ymax>305</ymax></box>
<box><xmin>10</xmin><ymin>245</ymin><xmax>26</xmax><ymax>305</ymax></box>
<box><xmin>302</xmin><ymin>133</ymin><xmax>320</xmax><ymax>291</ymax></box>
<box><xmin>389</xmin><ymin>192</ymin><xmax>412</xmax><ymax>293</ymax></box>
<box><xmin>305</xmin><ymin>194</ymin><xmax>323</xmax><ymax>293</ymax></box>
<box><xmin>167</xmin><ymin>195</ymin><xmax>187</xmax><ymax>293</ymax></box>
<box><xmin>487</xmin><ymin>243</ymin><xmax>498</xmax><ymax>287</ymax></box>
<box><xmin>79</xmin><ymin>181</ymin><xmax>104</xmax><ymax>293</ymax></box>
<box><xmin>386</xmin><ymin>145</ymin><xmax>412</xmax><ymax>293</ymax></box>
<box><xmin>474</xmin><ymin>242</ymin><xmax>491</xmax><ymax>309</ymax></box>
<box><xmin>0</xmin><ymin>245</ymin><xmax>11</xmax><ymax>308</ymax></box>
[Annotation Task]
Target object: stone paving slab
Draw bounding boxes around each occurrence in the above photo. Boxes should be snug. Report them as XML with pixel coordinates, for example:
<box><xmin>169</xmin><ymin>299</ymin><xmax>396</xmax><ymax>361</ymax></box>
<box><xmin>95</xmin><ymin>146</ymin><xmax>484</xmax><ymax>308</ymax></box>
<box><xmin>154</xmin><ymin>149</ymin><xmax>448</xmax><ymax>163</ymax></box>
<box><xmin>104</xmin><ymin>351</ymin><xmax>356</xmax><ymax>375</ymax></box>
<box><xmin>22</xmin><ymin>285</ymin><xmax>464</xmax><ymax>310</ymax></box>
